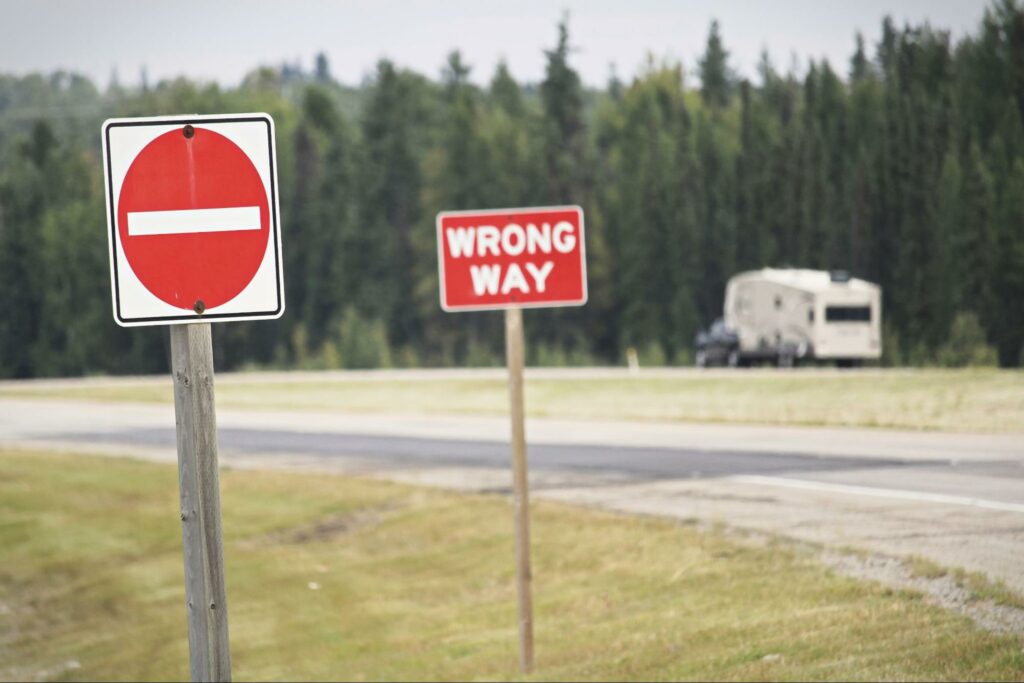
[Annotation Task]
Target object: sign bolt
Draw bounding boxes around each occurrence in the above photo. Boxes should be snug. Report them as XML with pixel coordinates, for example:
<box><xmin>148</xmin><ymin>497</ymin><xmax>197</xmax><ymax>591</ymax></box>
<box><xmin>183</xmin><ymin>125</ymin><xmax>194</xmax><ymax>139</ymax></box>
<box><xmin>193</xmin><ymin>300</ymin><xmax>205</xmax><ymax>314</ymax></box>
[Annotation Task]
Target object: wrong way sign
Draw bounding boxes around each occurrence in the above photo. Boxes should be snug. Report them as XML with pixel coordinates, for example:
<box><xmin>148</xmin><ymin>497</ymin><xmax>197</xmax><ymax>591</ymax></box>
<box><xmin>102</xmin><ymin>114</ymin><xmax>284</xmax><ymax>326</ymax></box>
<box><xmin>436</xmin><ymin>206</ymin><xmax>587</xmax><ymax>311</ymax></box>
<box><xmin>435</xmin><ymin>204</ymin><xmax>588</xmax><ymax>671</ymax></box>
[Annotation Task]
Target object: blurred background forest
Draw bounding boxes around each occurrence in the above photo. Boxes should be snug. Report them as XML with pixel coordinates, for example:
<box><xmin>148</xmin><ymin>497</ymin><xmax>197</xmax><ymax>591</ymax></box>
<box><xmin>1</xmin><ymin>4</ymin><xmax>1023</xmax><ymax>378</ymax></box>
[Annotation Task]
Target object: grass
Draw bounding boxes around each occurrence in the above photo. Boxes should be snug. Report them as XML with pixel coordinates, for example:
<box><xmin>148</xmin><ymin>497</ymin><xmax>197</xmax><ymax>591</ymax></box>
<box><xmin>2</xmin><ymin>449</ymin><xmax>1024</xmax><ymax>681</ymax></box>
<box><xmin>2</xmin><ymin>368</ymin><xmax>1023</xmax><ymax>432</ymax></box>
<box><xmin>952</xmin><ymin>570</ymin><xmax>1024</xmax><ymax>611</ymax></box>
<box><xmin>906</xmin><ymin>555</ymin><xmax>1024</xmax><ymax>610</ymax></box>
<box><xmin>906</xmin><ymin>555</ymin><xmax>950</xmax><ymax>580</ymax></box>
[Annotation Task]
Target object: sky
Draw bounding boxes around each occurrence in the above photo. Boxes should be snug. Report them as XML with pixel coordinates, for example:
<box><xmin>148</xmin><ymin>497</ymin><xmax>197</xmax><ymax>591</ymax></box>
<box><xmin>0</xmin><ymin>0</ymin><xmax>989</xmax><ymax>89</ymax></box>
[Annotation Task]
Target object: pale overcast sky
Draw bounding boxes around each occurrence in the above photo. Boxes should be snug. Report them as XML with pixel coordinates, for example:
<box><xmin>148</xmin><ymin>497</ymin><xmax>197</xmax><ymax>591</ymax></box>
<box><xmin>0</xmin><ymin>0</ymin><xmax>989</xmax><ymax>88</ymax></box>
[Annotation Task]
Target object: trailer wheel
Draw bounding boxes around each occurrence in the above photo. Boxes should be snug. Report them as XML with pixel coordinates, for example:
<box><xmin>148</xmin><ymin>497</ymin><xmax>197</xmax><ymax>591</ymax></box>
<box><xmin>777</xmin><ymin>350</ymin><xmax>795</xmax><ymax>368</ymax></box>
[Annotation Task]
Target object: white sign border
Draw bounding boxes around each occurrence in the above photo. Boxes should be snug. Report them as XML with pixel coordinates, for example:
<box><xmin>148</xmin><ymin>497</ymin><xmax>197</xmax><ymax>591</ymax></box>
<box><xmin>102</xmin><ymin>113</ymin><xmax>285</xmax><ymax>327</ymax></box>
<box><xmin>435</xmin><ymin>205</ymin><xmax>588</xmax><ymax>313</ymax></box>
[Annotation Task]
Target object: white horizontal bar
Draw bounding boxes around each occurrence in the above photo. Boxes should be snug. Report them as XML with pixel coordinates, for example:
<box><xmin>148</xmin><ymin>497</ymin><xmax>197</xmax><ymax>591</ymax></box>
<box><xmin>127</xmin><ymin>206</ymin><xmax>260</xmax><ymax>236</ymax></box>
<box><xmin>732</xmin><ymin>475</ymin><xmax>1024</xmax><ymax>514</ymax></box>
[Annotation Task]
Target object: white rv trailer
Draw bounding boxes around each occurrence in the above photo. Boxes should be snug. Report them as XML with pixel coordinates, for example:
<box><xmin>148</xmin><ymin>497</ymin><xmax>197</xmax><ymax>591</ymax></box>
<box><xmin>723</xmin><ymin>268</ymin><xmax>882</xmax><ymax>366</ymax></box>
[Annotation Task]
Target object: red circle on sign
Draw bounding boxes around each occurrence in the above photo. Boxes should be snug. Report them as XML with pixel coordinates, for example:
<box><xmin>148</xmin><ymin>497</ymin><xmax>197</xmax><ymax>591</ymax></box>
<box><xmin>117</xmin><ymin>127</ymin><xmax>270</xmax><ymax>310</ymax></box>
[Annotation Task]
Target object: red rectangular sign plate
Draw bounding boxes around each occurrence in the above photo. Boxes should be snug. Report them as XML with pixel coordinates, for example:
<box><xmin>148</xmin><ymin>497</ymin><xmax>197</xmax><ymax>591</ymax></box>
<box><xmin>436</xmin><ymin>206</ymin><xmax>587</xmax><ymax>312</ymax></box>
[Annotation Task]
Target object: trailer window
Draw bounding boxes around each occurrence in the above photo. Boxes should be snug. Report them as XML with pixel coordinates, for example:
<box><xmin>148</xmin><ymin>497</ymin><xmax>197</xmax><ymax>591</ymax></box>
<box><xmin>825</xmin><ymin>305</ymin><xmax>871</xmax><ymax>322</ymax></box>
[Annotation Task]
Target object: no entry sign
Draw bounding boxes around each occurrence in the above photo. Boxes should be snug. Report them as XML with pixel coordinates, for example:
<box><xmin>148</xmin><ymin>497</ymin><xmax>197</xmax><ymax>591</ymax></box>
<box><xmin>102</xmin><ymin>114</ymin><xmax>284</xmax><ymax>326</ymax></box>
<box><xmin>436</xmin><ymin>206</ymin><xmax>587</xmax><ymax>311</ymax></box>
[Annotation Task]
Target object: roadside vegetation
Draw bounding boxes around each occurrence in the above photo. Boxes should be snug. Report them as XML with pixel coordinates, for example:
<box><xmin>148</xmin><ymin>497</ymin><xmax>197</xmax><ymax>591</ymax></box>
<box><xmin>2</xmin><ymin>449</ymin><xmax>1023</xmax><ymax>681</ymax></box>
<box><xmin>5</xmin><ymin>5</ymin><xmax>1024</xmax><ymax>381</ymax></box>
<box><xmin>2</xmin><ymin>368</ymin><xmax>1022</xmax><ymax>432</ymax></box>
<box><xmin>907</xmin><ymin>556</ymin><xmax>1024</xmax><ymax>612</ymax></box>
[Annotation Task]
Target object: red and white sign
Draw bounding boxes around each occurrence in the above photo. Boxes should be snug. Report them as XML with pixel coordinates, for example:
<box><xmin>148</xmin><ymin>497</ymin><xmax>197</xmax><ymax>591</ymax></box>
<box><xmin>436</xmin><ymin>206</ymin><xmax>587</xmax><ymax>311</ymax></box>
<box><xmin>102</xmin><ymin>114</ymin><xmax>284</xmax><ymax>327</ymax></box>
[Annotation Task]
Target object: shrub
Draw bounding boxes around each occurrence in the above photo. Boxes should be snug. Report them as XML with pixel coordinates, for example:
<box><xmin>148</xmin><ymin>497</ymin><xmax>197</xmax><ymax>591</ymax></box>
<box><xmin>334</xmin><ymin>307</ymin><xmax>391</xmax><ymax>369</ymax></box>
<box><xmin>464</xmin><ymin>339</ymin><xmax>502</xmax><ymax>367</ymax></box>
<box><xmin>881</xmin><ymin>323</ymin><xmax>903</xmax><ymax>367</ymax></box>
<box><xmin>937</xmin><ymin>312</ymin><xmax>998</xmax><ymax>367</ymax></box>
<box><xmin>638</xmin><ymin>341</ymin><xmax>667</xmax><ymax>367</ymax></box>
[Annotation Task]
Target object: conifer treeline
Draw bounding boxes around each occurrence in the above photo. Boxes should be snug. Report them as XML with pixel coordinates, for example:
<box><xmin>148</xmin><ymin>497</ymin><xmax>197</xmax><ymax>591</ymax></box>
<box><xmin>0</xmin><ymin>5</ymin><xmax>1021</xmax><ymax>377</ymax></box>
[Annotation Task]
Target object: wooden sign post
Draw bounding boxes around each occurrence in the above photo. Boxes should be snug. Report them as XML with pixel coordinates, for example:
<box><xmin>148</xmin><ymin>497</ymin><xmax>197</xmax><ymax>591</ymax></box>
<box><xmin>170</xmin><ymin>324</ymin><xmax>232</xmax><ymax>682</ymax></box>
<box><xmin>103</xmin><ymin>114</ymin><xmax>284</xmax><ymax>682</ymax></box>
<box><xmin>504</xmin><ymin>307</ymin><xmax>534</xmax><ymax>673</ymax></box>
<box><xmin>436</xmin><ymin>206</ymin><xmax>587</xmax><ymax>674</ymax></box>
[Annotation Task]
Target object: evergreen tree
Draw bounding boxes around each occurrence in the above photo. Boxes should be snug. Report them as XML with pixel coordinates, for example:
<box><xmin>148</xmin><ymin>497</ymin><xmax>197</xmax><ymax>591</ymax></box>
<box><xmin>0</xmin><ymin>122</ymin><xmax>54</xmax><ymax>377</ymax></box>
<box><xmin>735</xmin><ymin>79</ymin><xmax>772</xmax><ymax>269</ymax></box>
<box><xmin>293</xmin><ymin>87</ymin><xmax>359</xmax><ymax>350</ymax></box>
<box><xmin>315</xmin><ymin>53</ymin><xmax>331</xmax><ymax>83</ymax></box>
<box><xmin>603</xmin><ymin>66</ymin><xmax>697</xmax><ymax>358</ymax></box>
<box><xmin>698</xmin><ymin>20</ymin><xmax>734</xmax><ymax>111</ymax></box>
<box><xmin>489</xmin><ymin>60</ymin><xmax>525</xmax><ymax>117</ymax></box>
<box><xmin>483</xmin><ymin>63</ymin><xmax>539</xmax><ymax>208</ymax></box>
<box><xmin>851</xmin><ymin>33</ymin><xmax>871</xmax><ymax>82</ymax></box>
<box><xmin>535</xmin><ymin>17</ymin><xmax>597</xmax><ymax>355</ymax></box>
<box><xmin>961</xmin><ymin>140</ymin><xmax>997</xmax><ymax>329</ymax></box>
<box><xmin>694</xmin><ymin>109</ymin><xmax>737</xmax><ymax>325</ymax></box>
<box><xmin>993</xmin><ymin>157</ymin><xmax>1024</xmax><ymax>363</ymax></box>
<box><xmin>358</xmin><ymin>60</ymin><xmax>431</xmax><ymax>350</ymax></box>
<box><xmin>540</xmin><ymin>17</ymin><xmax>586</xmax><ymax>203</ymax></box>
<box><xmin>925</xmin><ymin>152</ymin><xmax>963</xmax><ymax>348</ymax></box>
<box><xmin>437</xmin><ymin>51</ymin><xmax>486</xmax><ymax>209</ymax></box>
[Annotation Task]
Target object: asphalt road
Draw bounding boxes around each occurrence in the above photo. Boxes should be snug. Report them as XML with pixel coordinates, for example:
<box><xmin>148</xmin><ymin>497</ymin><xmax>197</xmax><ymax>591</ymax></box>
<box><xmin>2</xmin><ymin>396</ymin><xmax>1023</xmax><ymax>593</ymax></box>
<box><xmin>51</xmin><ymin>425</ymin><xmax>946</xmax><ymax>481</ymax></box>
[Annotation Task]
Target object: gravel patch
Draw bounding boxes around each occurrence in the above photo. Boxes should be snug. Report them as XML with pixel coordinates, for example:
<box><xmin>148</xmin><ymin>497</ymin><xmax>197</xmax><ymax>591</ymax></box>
<box><xmin>823</xmin><ymin>551</ymin><xmax>1024</xmax><ymax>635</ymax></box>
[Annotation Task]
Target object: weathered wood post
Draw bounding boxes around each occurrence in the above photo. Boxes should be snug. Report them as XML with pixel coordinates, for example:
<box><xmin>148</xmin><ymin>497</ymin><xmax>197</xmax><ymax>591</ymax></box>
<box><xmin>505</xmin><ymin>307</ymin><xmax>534</xmax><ymax>673</ymax></box>
<box><xmin>170</xmin><ymin>323</ymin><xmax>231</xmax><ymax>682</ymax></box>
